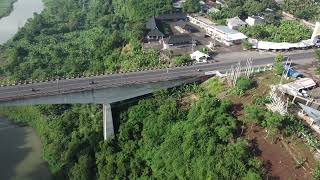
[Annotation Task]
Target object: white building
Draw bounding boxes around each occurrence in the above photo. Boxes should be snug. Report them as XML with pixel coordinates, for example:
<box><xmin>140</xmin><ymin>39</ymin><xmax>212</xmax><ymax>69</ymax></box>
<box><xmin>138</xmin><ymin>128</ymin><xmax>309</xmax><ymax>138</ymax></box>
<box><xmin>226</xmin><ymin>17</ymin><xmax>247</xmax><ymax>30</ymax></box>
<box><xmin>188</xmin><ymin>15</ymin><xmax>247</xmax><ymax>46</ymax></box>
<box><xmin>245</xmin><ymin>16</ymin><xmax>265</xmax><ymax>26</ymax></box>
<box><xmin>312</xmin><ymin>22</ymin><xmax>320</xmax><ymax>45</ymax></box>
<box><xmin>173</xmin><ymin>0</ymin><xmax>186</xmax><ymax>9</ymax></box>
<box><xmin>187</xmin><ymin>15</ymin><xmax>215</xmax><ymax>29</ymax></box>
<box><xmin>279</xmin><ymin>78</ymin><xmax>316</xmax><ymax>97</ymax></box>
<box><xmin>190</xmin><ymin>50</ymin><xmax>209</xmax><ymax>63</ymax></box>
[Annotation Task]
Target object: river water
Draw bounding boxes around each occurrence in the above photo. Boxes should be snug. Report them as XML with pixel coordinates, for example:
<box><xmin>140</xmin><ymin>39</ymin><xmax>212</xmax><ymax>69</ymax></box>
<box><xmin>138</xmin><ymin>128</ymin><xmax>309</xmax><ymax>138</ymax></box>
<box><xmin>0</xmin><ymin>0</ymin><xmax>44</xmax><ymax>44</ymax></box>
<box><xmin>0</xmin><ymin>0</ymin><xmax>50</xmax><ymax>178</ymax></box>
<box><xmin>0</xmin><ymin>117</ymin><xmax>51</xmax><ymax>180</ymax></box>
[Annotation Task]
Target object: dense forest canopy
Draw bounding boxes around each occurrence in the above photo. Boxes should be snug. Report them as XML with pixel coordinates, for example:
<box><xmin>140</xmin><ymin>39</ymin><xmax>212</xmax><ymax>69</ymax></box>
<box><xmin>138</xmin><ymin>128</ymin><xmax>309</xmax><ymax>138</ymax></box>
<box><xmin>2</xmin><ymin>0</ymin><xmax>173</xmax><ymax>80</ymax></box>
<box><xmin>2</xmin><ymin>0</ymin><xmax>319</xmax><ymax>179</ymax></box>
<box><xmin>283</xmin><ymin>0</ymin><xmax>320</xmax><ymax>21</ymax></box>
<box><xmin>1</xmin><ymin>89</ymin><xmax>263</xmax><ymax>179</ymax></box>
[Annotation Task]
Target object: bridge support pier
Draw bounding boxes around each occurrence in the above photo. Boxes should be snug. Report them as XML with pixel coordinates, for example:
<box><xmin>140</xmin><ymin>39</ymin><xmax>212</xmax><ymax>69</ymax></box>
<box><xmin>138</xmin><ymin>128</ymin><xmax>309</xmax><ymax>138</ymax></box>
<box><xmin>103</xmin><ymin>104</ymin><xmax>114</xmax><ymax>140</ymax></box>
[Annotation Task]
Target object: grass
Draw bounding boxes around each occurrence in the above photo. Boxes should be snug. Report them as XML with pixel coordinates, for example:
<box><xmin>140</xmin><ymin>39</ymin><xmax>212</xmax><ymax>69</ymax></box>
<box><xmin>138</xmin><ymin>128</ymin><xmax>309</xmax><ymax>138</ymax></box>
<box><xmin>201</xmin><ymin>77</ymin><xmax>225</xmax><ymax>96</ymax></box>
<box><xmin>0</xmin><ymin>0</ymin><xmax>17</xmax><ymax>18</ymax></box>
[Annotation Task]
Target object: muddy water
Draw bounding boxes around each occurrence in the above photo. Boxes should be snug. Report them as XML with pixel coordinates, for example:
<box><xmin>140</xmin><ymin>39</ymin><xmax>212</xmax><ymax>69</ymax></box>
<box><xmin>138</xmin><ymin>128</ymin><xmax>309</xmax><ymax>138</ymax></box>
<box><xmin>0</xmin><ymin>117</ymin><xmax>51</xmax><ymax>180</ymax></box>
<box><xmin>0</xmin><ymin>0</ymin><xmax>44</xmax><ymax>44</ymax></box>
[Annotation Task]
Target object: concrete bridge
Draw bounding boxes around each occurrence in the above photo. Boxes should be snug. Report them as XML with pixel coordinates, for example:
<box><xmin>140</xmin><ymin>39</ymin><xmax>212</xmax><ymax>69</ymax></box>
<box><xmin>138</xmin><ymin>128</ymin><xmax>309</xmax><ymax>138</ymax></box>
<box><xmin>0</xmin><ymin>51</ymin><xmax>314</xmax><ymax>139</ymax></box>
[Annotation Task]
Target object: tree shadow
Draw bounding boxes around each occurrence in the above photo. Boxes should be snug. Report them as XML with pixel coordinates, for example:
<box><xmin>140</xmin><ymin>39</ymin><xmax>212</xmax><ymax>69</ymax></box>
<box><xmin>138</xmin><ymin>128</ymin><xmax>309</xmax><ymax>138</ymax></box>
<box><xmin>248</xmin><ymin>138</ymin><xmax>262</xmax><ymax>156</ymax></box>
<box><xmin>25</xmin><ymin>162</ymin><xmax>52</xmax><ymax>180</ymax></box>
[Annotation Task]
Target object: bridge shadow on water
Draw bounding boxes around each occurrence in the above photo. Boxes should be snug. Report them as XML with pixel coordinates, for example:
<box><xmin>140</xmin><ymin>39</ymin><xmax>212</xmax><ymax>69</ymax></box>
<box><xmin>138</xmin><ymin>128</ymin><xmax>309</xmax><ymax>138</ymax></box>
<box><xmin>0</xmin><ymin>118</ymin><xmax>51</xmax><ymax>180</ymax></box>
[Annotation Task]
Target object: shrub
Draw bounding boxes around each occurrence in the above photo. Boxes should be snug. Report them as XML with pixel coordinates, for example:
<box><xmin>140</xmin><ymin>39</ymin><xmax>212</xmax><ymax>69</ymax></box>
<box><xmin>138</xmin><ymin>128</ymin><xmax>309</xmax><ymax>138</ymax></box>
<box><xmin>241</xmin><ymin>40</ymin><xmax>253</xmax><ymax>50</ymax></box>
<box><xmin>236</xmin><ymin>77</ymin><xmax>255</xmax><ymax>92</ymax></box>
<box><xmin>172</xmin><ymin>55</ymin><xmax>192</xmax><ymax>65</ymax></box>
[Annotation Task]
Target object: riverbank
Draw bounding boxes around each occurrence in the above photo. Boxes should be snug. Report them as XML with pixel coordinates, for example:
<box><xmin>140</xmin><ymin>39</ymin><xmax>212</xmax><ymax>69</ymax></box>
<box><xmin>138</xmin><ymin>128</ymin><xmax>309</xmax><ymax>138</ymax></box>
<box><xmin>0</xmin><ymin>116</ymin><xmax>52</xmax><ymax>180</ymax></box>
<box><xmin>0</xmin><ymin>0</ymin><xmax>44</xmax><ymax>44</ymax></box>
<box><xmin>0</xmin><ymin>0</ymin><xmax>17</xmax><ymax>19</ymax></box>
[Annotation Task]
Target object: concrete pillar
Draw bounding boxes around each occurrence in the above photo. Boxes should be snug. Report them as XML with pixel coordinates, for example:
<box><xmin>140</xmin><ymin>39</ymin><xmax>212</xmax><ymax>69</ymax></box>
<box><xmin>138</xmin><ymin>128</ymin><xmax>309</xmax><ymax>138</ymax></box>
<box><xmin>103</xmin><ymin>103</ymin><xmax>114</xmax><ymax>140</ymax></box>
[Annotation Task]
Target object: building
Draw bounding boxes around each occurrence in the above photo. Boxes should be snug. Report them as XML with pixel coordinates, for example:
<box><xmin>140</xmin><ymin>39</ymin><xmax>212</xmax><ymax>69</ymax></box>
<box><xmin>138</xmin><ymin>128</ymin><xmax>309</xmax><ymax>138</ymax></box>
<box><xmin>174</xmin><ymin>20</ymin><xmax>197</xmax><ymax>33</ymax></box>
<box><xmin>207</xmin><ymin>7</ymin><xmax>220</xmax><ymax>14</ymax></box>
<box><xmin>188</xmin><ymin>15</ymin><xmax>247</xmax><ymax>46</ymax></box>
<box><xmin>312</xmin><ymin>22</ymin><xmax>320</xmax><ymax>45</ymax></box>
<box><xmin>146</xmin><ymin>17</ymin><xmax>165</xmax><ymax>41</ymax></box>
<box><xmin>147</xmin><ymin>29</ymin><xmax>164</xmax><ymax>41</ymax></box>
<box><xmin>163</xmin><ymin>34</ymin><xmax>193</xmax><ymax>49</ymax></box>
<box><xmin>216</xmin><ymin>0</ymin><xmax>227</xmax><ymax>7</ymax></box>
<box><xmin>157</xmin><ymin>13</ymin><xmax>187</xmax><ymax>22</ymax></box>
<box><xmin>245</xmin><ymin>16</ymin><xmax>265</xmax><ymax>26</ymax></box>
<box><xmin>190</xmin><ymin>50</ymin><xmax>209</xmax><ymax>63</ymax></box>
<box><xmin>226</xmin><ymin>17</ymin><xmax>247</xmax><ymax>30</ymax></box>
<box><xmin>206</xmin><ymin>26</ymin><xmax>247</xmax><ymax>46</ymax></box>
<box><xmin>279</xmin><ymin>78</ymin><xmax>316</xmax><ymax>97</ymax></box>
<box><xmin>173</xmin><ymin>0</ymin><xmax>186</xmax><ymax>9</ymax></box>
<box><xmin>187</xmin><ymin>15</ymin><xmax>215</xmax><ymax>29</ymax></box>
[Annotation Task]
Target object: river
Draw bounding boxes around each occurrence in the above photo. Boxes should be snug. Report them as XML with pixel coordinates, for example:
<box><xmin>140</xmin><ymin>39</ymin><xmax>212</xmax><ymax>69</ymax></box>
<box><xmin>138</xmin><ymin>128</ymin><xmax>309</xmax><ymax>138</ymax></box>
<box><xmin>0</xmin><ymin>117</ymin><xmax>51</xmax><ymax>180</ymax></box>
<box><xmin>0</xmin><ymin>0</ymin><xmax>44</xmax><ymax>44</ymax></box>
<box><xmin>0</xmin><ymin>0</ymin><xmax>49</xmax><ymax>178</ymax></box>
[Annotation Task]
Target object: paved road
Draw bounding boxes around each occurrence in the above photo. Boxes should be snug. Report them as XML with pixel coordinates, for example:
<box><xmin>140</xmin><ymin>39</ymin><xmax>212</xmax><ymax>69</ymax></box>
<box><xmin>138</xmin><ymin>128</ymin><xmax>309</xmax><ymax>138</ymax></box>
<box><xmin>0</xmin><ymin>50</ymin><xmax>316</xmax><ymax>102</ymax></box>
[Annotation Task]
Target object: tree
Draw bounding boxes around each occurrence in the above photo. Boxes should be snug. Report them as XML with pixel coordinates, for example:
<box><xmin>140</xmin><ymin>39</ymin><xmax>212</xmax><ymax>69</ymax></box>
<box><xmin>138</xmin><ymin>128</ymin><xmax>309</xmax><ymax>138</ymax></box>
<box><xmin>172</xmin><ymin>55</ymin><xmax>191</xmax><ymax>65</ymax></box>
<box><xmin>273</xmin><ymin>53</ymin><xmax>285</xmax><ymax>75</ymax></box>
<box><xmin>183</xmin><ymin>0</ymin><xmax>200</xmax><ymax>13</ymax></box>
<box><xmin>236</xmin><ymin>77</ymin><xmax>255</xmax><ymax>92</ymax></box>
<box><xmin>244</xmin><ymin>105</ymin><xmax>265</xmax><ymax>129</ymax></box>
<box><xmin>313</xmin><ymin>162</ymin><xmax>320</xmax><ymax>180</ymax></box>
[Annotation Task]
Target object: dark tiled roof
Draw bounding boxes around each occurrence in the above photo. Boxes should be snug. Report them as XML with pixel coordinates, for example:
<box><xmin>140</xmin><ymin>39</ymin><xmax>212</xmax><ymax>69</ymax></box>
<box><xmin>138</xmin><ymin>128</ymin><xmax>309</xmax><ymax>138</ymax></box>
<box><xmin>176</xmin><ymin>20</ymin><xmax>187</xmax><ymax>28</ymax></box>
<box><xmin>157</xmin><ymin>13</ymin><xmax>187</xmax><ymax>21</ymax></box>
<box><xmin>167</xmin><ymin>34</ymin><xmax>193</xmax><ymax>45</ymax></box>
<box><xmin>146</xmin><ymin>16</ymin><xmax>159</xmax><ymax>29</ymax></box>
<box><xmin>147</xmin><ymin>29</ymin><xmax>164</xmax><ymax>37</ymax></box>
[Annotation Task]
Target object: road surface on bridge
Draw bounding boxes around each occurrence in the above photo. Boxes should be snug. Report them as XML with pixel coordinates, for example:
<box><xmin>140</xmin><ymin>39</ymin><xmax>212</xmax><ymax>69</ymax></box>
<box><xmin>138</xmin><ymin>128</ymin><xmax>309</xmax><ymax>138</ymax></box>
<box><xmin>0</xmin><ymin>50</ymin><xmax>316</xmax><ymax>102</ymax></box>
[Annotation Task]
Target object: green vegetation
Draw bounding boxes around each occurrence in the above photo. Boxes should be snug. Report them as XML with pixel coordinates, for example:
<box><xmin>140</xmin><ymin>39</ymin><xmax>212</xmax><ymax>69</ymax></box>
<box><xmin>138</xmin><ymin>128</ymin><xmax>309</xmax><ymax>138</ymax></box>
<box><xmin>1</xmin><ymin>0</ymin><xmax>319</xmax><ymax>179</ymax></box>
<box><xmin>208</xmin><ymin>0</ymin><xmax>279</xmax><ymax>24</ymax></box>
<box><xmin>283</xmin><ymin>0</ymin><xmax>320</xmax><ymax>21</ymax></box>
<box><xmin>313</xmin><ymin>162</ymin><xmax>320</xmax><ymax>180</ymax></box>
<box><xmin>201</xmin><ymin>77</ymin><xmax>224</xmax><ymax>96</ymax></box>
<box><xmin>1</xmin><ymin>88</ymin><xmax>263</xmax><ymax>179</ymax></box>
<box><xmin>0</xmin><ymin>0</ymin><xmax>16</xmax><ymax>18</ymax></box>
<box><xmin>1</xmin><ymin>0</ymin><xmax>173</xmax><ymax>81</ymax></box>
<box><xmin>315</xmin><ymin>50</ymin><xmax>320</xmax><ymax>74</ymax></box>
<box><xmin>233</xmin><ymin>76</ymin><xmax>256</xmax><ymax>95</ymax></box>
<box><xmin>273</xmin><ymin>53</ymin><xmax>285</xmax><ymax>75</ymax></box>
<box><xmin>236</xmin><ymin>77</ymin><xmax>255</xmax><ymax>91</ymax></box>
<box><xmin>241</xmin><ymin>40</ymin><xmax>253</xmax><ymax>50</ymax></box>
<box><xmin>183</xmin><ymin>0</ymin><xmax>200</xmax><ymax>13</ymax></box>
<box><xmin>172</xmin><ymin>55</ymin><xmax>192</xmax><ymax>65</ymax></box>
<box><xmin>240</xmin><ymin>20</ymin><xmax>312</xmax><ymax>43</ymax></box>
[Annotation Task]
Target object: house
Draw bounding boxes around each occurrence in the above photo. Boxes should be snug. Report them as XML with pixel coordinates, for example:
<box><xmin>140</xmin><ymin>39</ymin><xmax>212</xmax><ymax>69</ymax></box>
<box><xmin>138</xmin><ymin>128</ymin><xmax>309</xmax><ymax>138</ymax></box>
<box><xmin>312</xmin><ymin>22</ymin><xmax>320</xmax><ymax>45</ymax></box>
<box><xmin>207</xmin><ymin>7</ymin><xmax>220</xmax><ymax>14</ymax></box>
<box><xmin>226</xmin><ymin>17</ymin><xmax>247</xmax><ymax>30</ymax></box>
<box><xmin>146</xmin><ymin>17</ymin><xmax>165</xmax><ymax>41</ymax></box>
<box><xmin>163</xmin><ymin>34</ymin><xmax>193</xmax><ymax>49</ymax></box>
<box><xmin>147</xmin><ymin>29</ymin><xmax>165</xmax><ymax>41</ymax></box>
<box><xmin>156</xmin><ymin>13</ymin><xmax>187</xmax><ymax>22</ymax></box>
<box><xmin>146</xmin><ymin>16</ymin><xmax>159</xmax><ymax>30</ymax></box>
<box><xmin>187</xmin><ymin>15</ymin><xmax>215</xmax><ymax>30</ymax></box>
<box><xmin>245</xmin><ymin>16</ymin><xmax>265</xmax><ymax>26</ymax></box>
<box><xmin>190</xmin><ymin>50</ymin><xmax>209</xmax><ymax>63</ymax></box>
<box><xmin>173</xmin><ymin>0</ymin><xmax>186</xmax><ymax>9</ymax></box>
<box><xmin>174</xmin><ymin>20</ymin><xmax>197</xmax><ymax>33</ymax></box>
<box><xmin>206</xmin><ymin>26</ymin><xmax>247</xmax><ymax>46</ymax></box>
<box><xmin>279</xmin><ymin>78</ymin><xmax>316</xmax><ymax>97</ymax></box>
<box><xmin>216</xmin><ymin>0</ymin><xmax>227</xmax><ymax>7</ymax></box>
<box><xmin>188</xmin><ymin>15</ymin><xmax>247</xmax><ymax>46</ymax></box>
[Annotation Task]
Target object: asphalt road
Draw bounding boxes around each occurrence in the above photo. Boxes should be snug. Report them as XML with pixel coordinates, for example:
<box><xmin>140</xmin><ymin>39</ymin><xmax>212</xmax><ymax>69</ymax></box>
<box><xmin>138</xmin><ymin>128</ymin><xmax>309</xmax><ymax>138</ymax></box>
<box><xmin>0</xmin><ymin>50</ymin><xmax>316</xmax><ymax>102</ymax></box>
